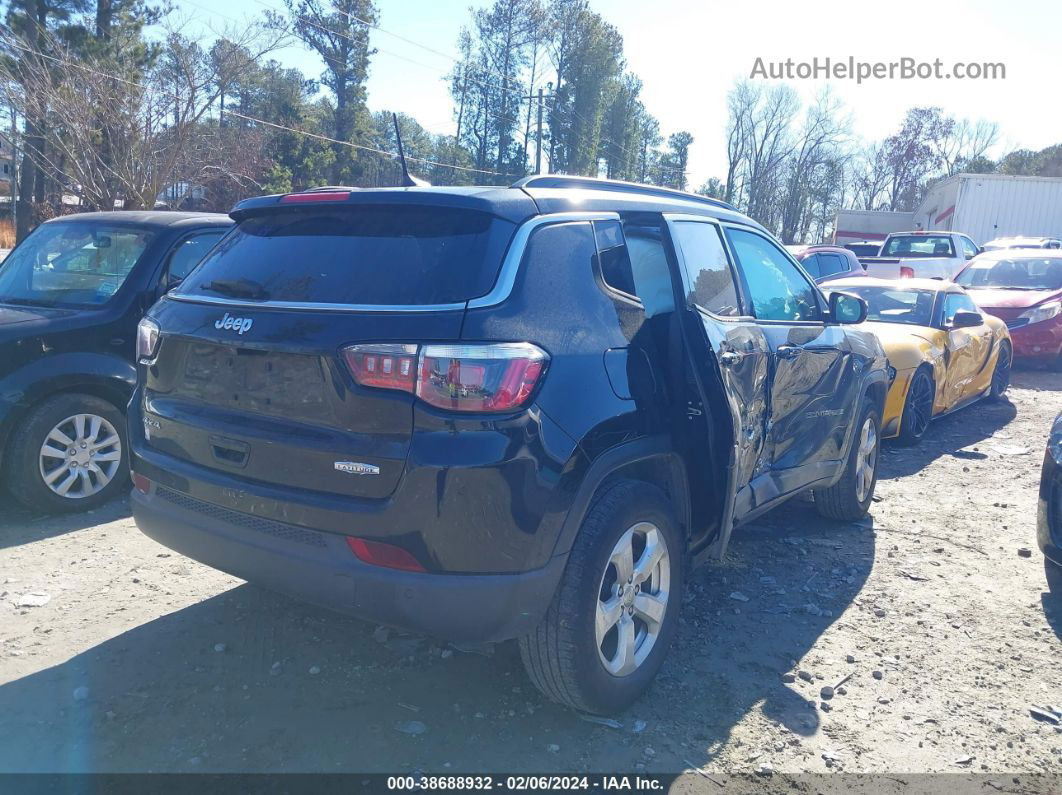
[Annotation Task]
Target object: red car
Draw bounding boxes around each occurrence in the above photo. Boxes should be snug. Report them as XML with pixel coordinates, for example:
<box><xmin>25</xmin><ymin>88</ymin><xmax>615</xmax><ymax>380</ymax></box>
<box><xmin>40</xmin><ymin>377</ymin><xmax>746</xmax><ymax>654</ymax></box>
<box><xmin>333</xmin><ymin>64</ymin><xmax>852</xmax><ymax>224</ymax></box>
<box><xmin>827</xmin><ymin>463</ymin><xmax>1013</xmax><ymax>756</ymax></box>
<box><xmin>785</xmin><ymin>244</ymin><xmax>865</xmax><ymax>284</ymax></box>
<box><xmin>955</xmin><ymin>249</ymin><xmax>1062</xmax><ymax>364</ymax></box>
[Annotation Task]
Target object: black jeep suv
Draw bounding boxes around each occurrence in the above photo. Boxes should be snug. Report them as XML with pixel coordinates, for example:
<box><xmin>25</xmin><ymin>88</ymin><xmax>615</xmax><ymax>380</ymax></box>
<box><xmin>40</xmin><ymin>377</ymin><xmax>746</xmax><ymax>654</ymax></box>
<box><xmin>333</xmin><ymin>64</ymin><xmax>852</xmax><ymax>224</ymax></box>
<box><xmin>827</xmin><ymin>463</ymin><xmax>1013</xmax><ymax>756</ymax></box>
<box><xmin>130</xmin><ymin>177</ymin><xmax>887</xmax><ymax>713</ymax></box>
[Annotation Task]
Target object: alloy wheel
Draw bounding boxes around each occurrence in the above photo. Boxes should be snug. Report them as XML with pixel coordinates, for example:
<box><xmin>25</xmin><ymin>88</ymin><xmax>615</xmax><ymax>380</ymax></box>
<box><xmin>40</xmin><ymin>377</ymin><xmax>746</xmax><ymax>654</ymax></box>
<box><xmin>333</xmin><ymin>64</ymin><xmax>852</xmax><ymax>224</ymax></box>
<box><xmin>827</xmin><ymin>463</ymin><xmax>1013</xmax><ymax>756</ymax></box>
<box><xmin>854</xmin><ymin>417</ymin><xmax>878</xmax><ymax>503</ymax></box>
<box><xmin>595</xmin><ymin>521</ymin><xmax>671</xmax><ymax>677</ymax></box>
<box><xmin>907</xmin><ymin>373</ymin><xmax>934</xmax><ymax>438</ymax></box>
<box><xmin>38</xmin><ymin>413</ymin><xmax>122</xmax><ymax>499</ymax></box>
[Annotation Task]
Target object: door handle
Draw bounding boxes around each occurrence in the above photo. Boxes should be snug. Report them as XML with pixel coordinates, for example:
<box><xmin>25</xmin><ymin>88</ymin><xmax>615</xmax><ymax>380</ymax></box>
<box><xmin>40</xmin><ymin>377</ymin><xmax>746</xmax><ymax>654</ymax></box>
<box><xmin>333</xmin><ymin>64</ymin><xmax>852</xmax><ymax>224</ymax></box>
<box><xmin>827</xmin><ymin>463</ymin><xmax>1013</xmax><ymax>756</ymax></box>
<box><xmin>719</xmin><ymin>351</ymin><xmax>742</xmax><ymax>366</ymax></box>
<box><xmin>777</xmin><ymin>344</ymin><xmax>804</xmax><ymax>360</ymax></box>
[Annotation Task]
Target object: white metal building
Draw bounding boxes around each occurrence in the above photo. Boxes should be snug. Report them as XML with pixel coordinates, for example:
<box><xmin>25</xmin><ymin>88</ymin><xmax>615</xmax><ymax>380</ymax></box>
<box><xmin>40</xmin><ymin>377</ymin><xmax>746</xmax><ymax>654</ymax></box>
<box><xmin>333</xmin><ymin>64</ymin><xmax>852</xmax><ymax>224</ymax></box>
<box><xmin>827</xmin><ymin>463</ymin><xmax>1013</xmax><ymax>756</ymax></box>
<box><xmin>834</xmin><ymin>173</ymin><xmax>1062</xmax><ymax>246</ymax></box>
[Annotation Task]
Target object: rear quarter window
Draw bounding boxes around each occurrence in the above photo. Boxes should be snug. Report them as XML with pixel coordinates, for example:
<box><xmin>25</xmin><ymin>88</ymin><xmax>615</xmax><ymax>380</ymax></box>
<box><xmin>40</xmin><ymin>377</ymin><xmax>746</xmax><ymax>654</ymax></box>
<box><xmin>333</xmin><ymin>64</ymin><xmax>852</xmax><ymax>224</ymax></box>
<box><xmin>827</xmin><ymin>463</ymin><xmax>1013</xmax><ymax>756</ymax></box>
<box><xmin>176</xmin><ymin>207</ymin><xmax>516</xmax><ymax>306</ymax></box>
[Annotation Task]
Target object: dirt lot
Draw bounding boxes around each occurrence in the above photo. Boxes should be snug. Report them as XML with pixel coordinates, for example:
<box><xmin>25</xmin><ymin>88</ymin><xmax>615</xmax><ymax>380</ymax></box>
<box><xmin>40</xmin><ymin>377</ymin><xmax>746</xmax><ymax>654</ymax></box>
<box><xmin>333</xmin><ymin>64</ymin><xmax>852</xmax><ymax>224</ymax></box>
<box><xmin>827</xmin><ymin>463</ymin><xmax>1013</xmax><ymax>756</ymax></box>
<box><xmin>1</xmin><ymin>370</ymin><xmax>1060</xmax><ymax>783</ymax></box>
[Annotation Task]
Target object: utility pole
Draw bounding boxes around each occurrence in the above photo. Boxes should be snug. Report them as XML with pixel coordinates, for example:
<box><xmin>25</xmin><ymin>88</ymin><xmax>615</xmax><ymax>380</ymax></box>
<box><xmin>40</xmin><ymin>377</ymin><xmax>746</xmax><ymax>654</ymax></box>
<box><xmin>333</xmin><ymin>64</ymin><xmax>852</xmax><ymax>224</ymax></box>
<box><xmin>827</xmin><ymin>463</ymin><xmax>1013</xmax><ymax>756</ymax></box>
<box><xmin>535</xmin><ymin>87</ymin><xmax>544</xmax><ymax>175</ymax></box>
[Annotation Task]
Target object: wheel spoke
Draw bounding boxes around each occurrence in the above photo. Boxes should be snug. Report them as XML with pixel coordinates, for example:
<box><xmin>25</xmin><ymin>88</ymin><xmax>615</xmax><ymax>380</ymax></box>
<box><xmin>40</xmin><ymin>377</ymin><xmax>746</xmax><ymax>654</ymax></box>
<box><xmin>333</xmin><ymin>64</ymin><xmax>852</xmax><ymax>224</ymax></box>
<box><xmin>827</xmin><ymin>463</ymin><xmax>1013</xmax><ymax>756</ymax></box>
<box><xmin>73</xmin><ymin>415</ymin><xmax>86</xmax><ymax>441</ymax></box>
<box><xmin>44</xmin><ymin>463</ymin><xmax>70</xmax><ymax>484</ymax></box>
<box><xmin>633</xmin><ymin>591</ymin><xmax>667</xmax><ymax>628</ymax></box>
<box><xmin>55</xmin><ymin>470</ymin><xmax>78</xmax><ymax>496</ymax></box>
<box><xmin>632</xmin><ymin>531</ymin><xmax>665</xmax><ymax>583</ymax></box>
<box><xmin>610</xmin><ymin>530</ymin><xmax>634</xmax><ymax>583</ymax></box>
<box><xmin>87</xmin><ymin>415</ymin><xmax>102</xmax><ymax>443</ymax></box>
<box><xmin>77</xmin><ymin>468</ymin><xmax>92</xmax><ymax>494</ymax></box>
<box><xmin>596</xmin><ymin>597</ymin><xmax>623</xmax><ymax>640</ymax></box>
<box><xmin>91</xmin><ymin>450</ymin><xmax>121</xmax><ymax>462</ymax></box>
<box><xmin>47</xmin><ymin>428</ymin><xmax>74</xmax><ymax>447</ymax></box>
<box><xmin>612</xmin><ymin>614</ymin><xmax>637</xmax><ymax>675</ymax></box>
<box><xmin>40</xmin><ymin>444</ymin><xmax>67</xmax><ymax>460</ymax></box>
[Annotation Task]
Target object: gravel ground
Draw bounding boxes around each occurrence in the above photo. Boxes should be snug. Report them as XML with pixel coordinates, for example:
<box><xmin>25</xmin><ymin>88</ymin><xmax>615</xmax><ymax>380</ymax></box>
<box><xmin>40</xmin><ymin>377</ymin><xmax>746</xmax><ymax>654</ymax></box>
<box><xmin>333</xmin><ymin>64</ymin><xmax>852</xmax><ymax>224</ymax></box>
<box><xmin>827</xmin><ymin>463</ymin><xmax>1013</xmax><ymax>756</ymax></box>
<box><xmin>1</xmin><ymin>369</ymin><xmax>1060</xmax><ymax>784</ymax></box>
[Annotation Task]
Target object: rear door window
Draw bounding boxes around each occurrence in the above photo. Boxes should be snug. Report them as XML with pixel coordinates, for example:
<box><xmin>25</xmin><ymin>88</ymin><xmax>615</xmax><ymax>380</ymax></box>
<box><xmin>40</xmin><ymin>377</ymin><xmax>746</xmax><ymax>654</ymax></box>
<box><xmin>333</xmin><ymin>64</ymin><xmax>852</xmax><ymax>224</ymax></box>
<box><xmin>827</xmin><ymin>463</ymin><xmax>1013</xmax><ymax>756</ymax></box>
<box><xmin>671</xmin><ymin>221</ymin><xmax>743</xmax><ymax>317</ymax></box>
<box><xmin>817</xmin><ymin>253</ymin><xmax>848</xmax><ymax>278</ymax></box>
<box><xmin>800</xmin><ymin>254</ymin><xmax>821</xmax><ymax>279</ymax></box>
<box><xmin>177</xmin><ymin>207</ymin><xmax>516</xmax><ymax>306</ymax></box>
<box><xmin>165</xmin><ymin>230</ymin><xmax>228</xmax><ymax>286</ymax></box>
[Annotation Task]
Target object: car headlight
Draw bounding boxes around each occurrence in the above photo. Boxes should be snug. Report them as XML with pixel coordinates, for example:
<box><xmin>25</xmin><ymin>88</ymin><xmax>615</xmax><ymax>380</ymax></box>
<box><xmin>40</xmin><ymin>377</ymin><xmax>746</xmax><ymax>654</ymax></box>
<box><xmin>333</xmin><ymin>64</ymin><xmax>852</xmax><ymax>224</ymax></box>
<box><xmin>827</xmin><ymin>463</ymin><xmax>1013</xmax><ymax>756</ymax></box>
<box><xmin>1018</xmin><ymin>301</ymin><xmax>1062</xmax><ymax>325</ymax></box>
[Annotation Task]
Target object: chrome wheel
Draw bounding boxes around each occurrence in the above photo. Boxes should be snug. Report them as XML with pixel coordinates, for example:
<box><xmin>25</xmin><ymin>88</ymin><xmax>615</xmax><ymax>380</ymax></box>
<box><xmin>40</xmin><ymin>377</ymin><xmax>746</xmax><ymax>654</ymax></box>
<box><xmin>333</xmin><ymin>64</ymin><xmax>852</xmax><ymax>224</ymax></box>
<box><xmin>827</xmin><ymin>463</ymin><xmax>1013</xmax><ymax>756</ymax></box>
<box><xmin>595</xmin><ymin>521</ymin><xmax>671</xmax><ymax>677</ymax></box>
<box><xmin>38</xmin><ymin>413</ymin><xmax>122</xmax><ymax>499</ymax></box>
<box><xmin>905</xmin><ymin>372</ymin><xmax>934</xmax><ymax>438</ymax></box>
<box><xmin>854</xmin><ymin>417</ymin><xmax>878</xmax><ymax>503</ymax></box>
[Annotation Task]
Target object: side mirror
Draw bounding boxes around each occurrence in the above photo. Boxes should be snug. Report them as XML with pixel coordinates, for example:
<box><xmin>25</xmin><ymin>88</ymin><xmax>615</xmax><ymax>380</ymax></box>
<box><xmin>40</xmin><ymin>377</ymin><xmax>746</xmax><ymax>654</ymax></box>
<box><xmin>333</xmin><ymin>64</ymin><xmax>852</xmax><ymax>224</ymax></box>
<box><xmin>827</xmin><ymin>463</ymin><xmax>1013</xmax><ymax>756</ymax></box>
<box><xmin>949</xmin><ymin>310</ymin><xmax>983</xmax><ymax>329</ymax></box>
<box><xmin>829</xmin><ymin>291</ymin><xmax>868</xmax><ymax>324</ymax></box>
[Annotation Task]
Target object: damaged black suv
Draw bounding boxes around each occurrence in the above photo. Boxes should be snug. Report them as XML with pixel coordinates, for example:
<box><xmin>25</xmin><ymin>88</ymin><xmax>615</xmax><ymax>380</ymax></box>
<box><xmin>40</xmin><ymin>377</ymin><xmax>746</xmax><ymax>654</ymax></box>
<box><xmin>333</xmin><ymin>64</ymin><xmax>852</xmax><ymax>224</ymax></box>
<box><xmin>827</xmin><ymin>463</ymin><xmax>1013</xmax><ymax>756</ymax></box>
<box><xmin>130</xmin><ymin>177</ymin><xmax>888</xmax><ymax>714</ymax></box>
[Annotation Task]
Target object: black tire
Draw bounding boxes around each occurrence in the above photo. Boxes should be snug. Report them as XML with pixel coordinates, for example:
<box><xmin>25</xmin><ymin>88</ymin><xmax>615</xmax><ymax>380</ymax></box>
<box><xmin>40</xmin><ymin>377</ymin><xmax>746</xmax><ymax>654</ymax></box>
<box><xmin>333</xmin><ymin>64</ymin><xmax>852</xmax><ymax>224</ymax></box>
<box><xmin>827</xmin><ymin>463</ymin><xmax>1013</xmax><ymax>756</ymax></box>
<box><xmin>895</xmin><ymin>368</ymin><xmax>934</xmax><ymax>446</ymax></box>
<box><xmin>3</xmin><ymin>393</ymin><xmax>129</xmax><ymax>513</ymax></box>
<box><xmin>519</xmin><ymin>479</ymin><xmax>685</xmax><ymax>714</ymax></box>
<box><xmin>990</xmin><ymin>342</ymin><xmax>1012</xmax><ymax>401</ymax></box>
<box><xmin>814</xmin><ymin>401</ymin><xmax>881</xmax><ymax>521</ymax></box>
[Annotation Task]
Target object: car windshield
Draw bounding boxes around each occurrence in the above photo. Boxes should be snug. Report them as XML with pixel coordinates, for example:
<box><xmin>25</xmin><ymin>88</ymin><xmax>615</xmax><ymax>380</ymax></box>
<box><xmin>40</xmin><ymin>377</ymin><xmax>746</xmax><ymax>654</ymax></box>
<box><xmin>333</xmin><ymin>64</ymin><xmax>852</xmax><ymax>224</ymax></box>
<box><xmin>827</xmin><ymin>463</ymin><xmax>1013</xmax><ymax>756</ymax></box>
<box><xmin>839</xmin><ymin>286</ymin><xmax>937</xmax><ymax>326</ymax></box>
<box><xmin>882</xmin><ymin>235</ymin><xmax>954</xmax><ymax>258</ymax></box>
<box><xmin>177</xmin><ymin>206</ymin><xmax>516</xmax><ymax>306</ymax></box>
<box><xmin>956</xmin><ymin>257</ymin><xmax>1062</xmax><ymax>290</ymax></box>
<box><xmin>0</xmin><ymin>221</ymin><xmax>155</xmax><ymax>308</ymax></box>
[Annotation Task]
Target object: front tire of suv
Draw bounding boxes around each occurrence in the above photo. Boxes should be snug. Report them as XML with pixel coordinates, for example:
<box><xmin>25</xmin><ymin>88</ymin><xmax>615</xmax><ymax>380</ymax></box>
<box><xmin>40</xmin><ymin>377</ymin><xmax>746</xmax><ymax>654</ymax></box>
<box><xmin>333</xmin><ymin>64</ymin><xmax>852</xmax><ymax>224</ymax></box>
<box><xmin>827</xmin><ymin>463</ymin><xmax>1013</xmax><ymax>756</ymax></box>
<box><xmin>519</xmin><ymin>479</ymin><xmax>684</xmax><ymax>715</ymax></box>
<box><xmin>4</xmin><ymin>393</ymin><xmax>129</xmax><ymax>514</ymax></box>
<box><xmin>814</xmin><ymin>401</ymin><xmax>881</xmax><ymax>521</ymax></box>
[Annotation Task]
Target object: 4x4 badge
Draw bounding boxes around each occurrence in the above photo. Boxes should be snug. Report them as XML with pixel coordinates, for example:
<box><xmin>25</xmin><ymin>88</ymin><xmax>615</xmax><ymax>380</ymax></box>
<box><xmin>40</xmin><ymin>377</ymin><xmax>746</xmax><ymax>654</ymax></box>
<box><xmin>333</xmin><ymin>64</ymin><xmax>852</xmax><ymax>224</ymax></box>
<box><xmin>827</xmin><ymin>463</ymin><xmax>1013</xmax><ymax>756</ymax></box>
<box><xmin>335</xmin><ymin>461</ymin><xmax>380</xmax><ymax>476</ymax></box>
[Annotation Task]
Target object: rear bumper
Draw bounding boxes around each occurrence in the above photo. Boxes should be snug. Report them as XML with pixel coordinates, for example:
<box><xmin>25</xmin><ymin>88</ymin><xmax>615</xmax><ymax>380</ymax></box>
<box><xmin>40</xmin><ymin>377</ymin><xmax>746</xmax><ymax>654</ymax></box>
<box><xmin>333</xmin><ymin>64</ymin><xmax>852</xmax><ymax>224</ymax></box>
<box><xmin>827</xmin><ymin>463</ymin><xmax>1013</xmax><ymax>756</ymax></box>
<box><xmin>131</xmin><ymin>486</ymin><xmax>566</xmax><ymax>642</ymax></box>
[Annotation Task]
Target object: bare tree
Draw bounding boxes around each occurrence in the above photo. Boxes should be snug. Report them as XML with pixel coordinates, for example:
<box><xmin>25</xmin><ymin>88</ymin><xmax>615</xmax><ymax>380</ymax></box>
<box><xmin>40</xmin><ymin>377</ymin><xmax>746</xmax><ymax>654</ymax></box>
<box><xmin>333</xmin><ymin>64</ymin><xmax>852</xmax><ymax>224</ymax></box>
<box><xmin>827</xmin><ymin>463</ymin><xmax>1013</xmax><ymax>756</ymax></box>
<box><xmin>1</xmin><ymin>20</ymin><xmax>282</xmax><ymax>212</ymax></box>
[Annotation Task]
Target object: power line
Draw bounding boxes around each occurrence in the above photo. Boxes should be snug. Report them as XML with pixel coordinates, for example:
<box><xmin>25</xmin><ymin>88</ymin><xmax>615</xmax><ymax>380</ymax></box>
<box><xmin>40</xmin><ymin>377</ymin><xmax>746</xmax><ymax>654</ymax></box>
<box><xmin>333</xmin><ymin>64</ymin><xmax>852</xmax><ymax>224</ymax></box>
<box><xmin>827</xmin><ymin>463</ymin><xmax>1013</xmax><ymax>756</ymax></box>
<box><xmin>0</xmin><ymin>33</ymin><xmax>520</xmax><ymax>178</ymax></box>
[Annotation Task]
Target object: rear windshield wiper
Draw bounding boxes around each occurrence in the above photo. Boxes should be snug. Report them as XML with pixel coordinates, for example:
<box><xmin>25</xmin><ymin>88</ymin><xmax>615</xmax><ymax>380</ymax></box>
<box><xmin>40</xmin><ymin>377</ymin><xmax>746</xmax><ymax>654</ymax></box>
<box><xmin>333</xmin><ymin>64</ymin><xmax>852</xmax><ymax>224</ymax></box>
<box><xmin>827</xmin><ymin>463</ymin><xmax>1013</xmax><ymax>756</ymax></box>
<box><xmin>200</xmin><ymin>278</ymin><xmax>271</xmax><ymax>301</ymax></box>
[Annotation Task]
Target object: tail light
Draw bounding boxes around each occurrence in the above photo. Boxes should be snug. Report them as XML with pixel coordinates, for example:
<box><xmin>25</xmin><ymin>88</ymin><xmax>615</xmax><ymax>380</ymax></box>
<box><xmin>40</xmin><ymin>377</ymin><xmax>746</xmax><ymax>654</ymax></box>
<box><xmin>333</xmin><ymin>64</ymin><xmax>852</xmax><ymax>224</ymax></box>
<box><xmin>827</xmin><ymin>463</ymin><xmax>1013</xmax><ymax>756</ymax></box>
<box><xmin>132</xmin><ymin>472</ymin><xmax>152</xmax><ymax>494</ymax></box>
<box><xmin>899</xmin><ymin>266</ymin><xmax>915</xmax><ymax>279</ymax></box>
<box><xmin>341</xmin><ymin>342</ymin><xmax>548</xmax><ymax>413</ymax></box>
<box><xmin>279</xmin><ymin>191</ymin><xmax>351</xmax><ymax>203</ymax></box>
<box><xmin>346</xmin><ymin>537</ymin><xmax>426</xmax><ymax>572</ymax></box>
<box><xmin>137</xmin><ymin>318</ymin><xmax>161</xmax><ymax>361</ymax></box>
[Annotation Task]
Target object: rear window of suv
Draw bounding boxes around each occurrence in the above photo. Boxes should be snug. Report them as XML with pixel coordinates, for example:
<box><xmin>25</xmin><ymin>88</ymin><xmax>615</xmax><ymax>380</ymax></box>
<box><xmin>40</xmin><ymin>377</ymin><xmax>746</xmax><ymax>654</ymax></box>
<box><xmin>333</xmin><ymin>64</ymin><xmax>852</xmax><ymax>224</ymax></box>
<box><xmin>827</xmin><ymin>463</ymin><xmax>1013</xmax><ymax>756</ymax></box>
<box><xmin>176</xmin><ymin>206</ymin><xmax>516</xmax><ymax>306</ymax></box>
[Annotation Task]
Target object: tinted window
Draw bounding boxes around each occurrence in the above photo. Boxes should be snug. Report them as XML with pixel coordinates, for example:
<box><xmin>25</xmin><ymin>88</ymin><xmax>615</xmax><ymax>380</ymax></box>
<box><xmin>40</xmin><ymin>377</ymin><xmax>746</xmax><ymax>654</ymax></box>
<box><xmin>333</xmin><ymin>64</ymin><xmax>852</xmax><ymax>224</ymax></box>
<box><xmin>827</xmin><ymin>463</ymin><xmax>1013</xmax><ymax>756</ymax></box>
<box><xmin>0</xmin><ymin>222</ymin><xmax>156</xmax><ymax>308</ymax></box>
<box><xmin>178</xmin><ymin>207</ymin><xmax>516</xmax><ymax>306</ymax></box>
<box><xmin>943</xmin><ymin>292</ymin><xmax>979</xmax><ymax>324</ymax></box>
<box><xmin>166</xmin><ymin>231</ymin><xmax>227</xmax><ymax>284</ymax></box>
<box><xmin>624</xmin><ymin>224</ymin><xmax>675</xmax><ymax>318</ymax></box>
<box><xmin>800</xmin><ymin>254</ymin><xmax>821</xmax><ymax>279</ymax></box>
<box><xmin>818</xmin><ymin>253</ymin><xmax>848</xmax><ymax>278</ymax></box>
<box><xmin>594</xmin><ymin>220</ymin><xmax>636</xmax><ymax>297</ymax></box>
<box><xmin>960</xmin><ymin>237</ymin><xmax>979</xmax><ymax>259</ymax></box>
<box><xmin>725</xmin><ymin>228</ymin><xmax>821</xmax><ymax>321</ymax></box>
<box><xmin>672</xmin><ymin>221</ymin><xmax>741</xmax><ymax>317</ymax></box>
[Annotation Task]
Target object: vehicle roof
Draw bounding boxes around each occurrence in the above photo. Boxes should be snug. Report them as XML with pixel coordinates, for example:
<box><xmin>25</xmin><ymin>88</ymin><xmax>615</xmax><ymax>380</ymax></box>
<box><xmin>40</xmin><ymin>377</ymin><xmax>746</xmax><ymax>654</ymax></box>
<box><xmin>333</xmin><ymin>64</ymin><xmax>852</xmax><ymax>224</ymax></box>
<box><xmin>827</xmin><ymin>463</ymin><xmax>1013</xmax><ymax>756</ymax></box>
<box><xmin>836</xmin><ymin>276</ymin><xmax>961</xmax><ymax>292</ymax></box>
<box><xmin>985</xmin><ymin>236</ymin><xmax>1060</xmax><ymax>244</ymax></box>
<box><xmin>886</xmin><ymin>230</ymin><xmax>957</xmax><ymax>236</ymax></box>
<box><xmin>229</xmin><ymin>179</ymin><xmax>766</xmax><ymax>232</ymax></box>
<box><xmin>974</xmin><ymin>248</ymin><xmax>1062</xmax><ymax>260</ymax></box>
<box><xmin>42</xmin><ymin>211</ymin><xmax>233</xmax><ymax>229</ymax></box>
<box><xmin>791</xmin><ymin>244</ymin><xmax>850</xmax><ymax>256</ymax></box>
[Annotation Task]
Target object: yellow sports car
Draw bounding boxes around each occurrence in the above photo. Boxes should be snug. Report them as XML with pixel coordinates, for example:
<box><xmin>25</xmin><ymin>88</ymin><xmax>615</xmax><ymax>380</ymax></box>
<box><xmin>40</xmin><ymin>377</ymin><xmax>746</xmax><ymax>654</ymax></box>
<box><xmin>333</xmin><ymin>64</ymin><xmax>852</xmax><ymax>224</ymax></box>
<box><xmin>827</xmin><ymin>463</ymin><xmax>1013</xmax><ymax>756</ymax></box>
<box><xmin>831</xmin><ymin>278</ymin><xmax>1012</xmax><ymax>444</ymax></box>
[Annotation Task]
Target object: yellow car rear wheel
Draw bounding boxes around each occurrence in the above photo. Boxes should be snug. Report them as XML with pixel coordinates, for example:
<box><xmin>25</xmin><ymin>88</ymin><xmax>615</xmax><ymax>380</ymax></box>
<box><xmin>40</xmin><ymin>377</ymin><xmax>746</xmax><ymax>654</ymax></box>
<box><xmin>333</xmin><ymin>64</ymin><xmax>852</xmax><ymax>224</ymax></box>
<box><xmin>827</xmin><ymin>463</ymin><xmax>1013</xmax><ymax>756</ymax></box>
<box><xmin>896</xmin><ymin>369</ymin><xmax>934</xmax><ymax>446</ymax></box>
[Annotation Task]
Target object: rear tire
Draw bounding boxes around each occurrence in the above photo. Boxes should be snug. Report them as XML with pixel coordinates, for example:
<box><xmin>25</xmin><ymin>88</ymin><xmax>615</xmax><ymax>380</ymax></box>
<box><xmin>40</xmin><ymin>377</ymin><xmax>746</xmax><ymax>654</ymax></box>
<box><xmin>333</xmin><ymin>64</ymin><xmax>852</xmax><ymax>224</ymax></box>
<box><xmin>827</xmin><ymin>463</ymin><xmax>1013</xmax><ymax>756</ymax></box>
<box><xmin>990</xmin><ymin>342</ymin><xmax>1012</xmax><ymax>401</ymax></box>
<box><xmin>896</xmin><ymin>368</ymin><xmax>934</xmax><ymax>446</ymax></box>
<box><xmin>3</xmin><ymin>393</ymin><xmax>129</xmax><ymax>514</ymax></box>
<box><xmin>814</xmin><ymin>401</ymin><xmax>881</xmax><ymax>521</ymax></box>
<box><xmin>519</xmin><ymin>479</ymin><xmax>684</xmax><ymax>714</ymax></box>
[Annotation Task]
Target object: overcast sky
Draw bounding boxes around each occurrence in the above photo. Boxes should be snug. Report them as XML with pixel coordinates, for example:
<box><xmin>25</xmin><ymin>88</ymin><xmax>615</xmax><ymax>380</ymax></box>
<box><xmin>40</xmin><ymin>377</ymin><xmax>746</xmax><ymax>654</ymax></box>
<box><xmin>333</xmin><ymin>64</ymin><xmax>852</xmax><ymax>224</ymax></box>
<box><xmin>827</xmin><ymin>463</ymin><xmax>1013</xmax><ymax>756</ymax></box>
<box><xmin>202</xmin><ymin>0</ymin><xmax>1062</xmax><ymax>187</ymax></box>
